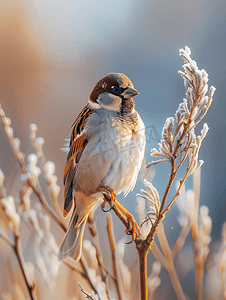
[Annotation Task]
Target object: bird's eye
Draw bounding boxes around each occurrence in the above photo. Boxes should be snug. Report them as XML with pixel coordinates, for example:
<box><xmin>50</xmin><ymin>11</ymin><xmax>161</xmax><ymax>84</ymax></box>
<box><xmin>111</xmin><ymin>86</ymin><xmax>119</xmax><ymax>91</ymax></box>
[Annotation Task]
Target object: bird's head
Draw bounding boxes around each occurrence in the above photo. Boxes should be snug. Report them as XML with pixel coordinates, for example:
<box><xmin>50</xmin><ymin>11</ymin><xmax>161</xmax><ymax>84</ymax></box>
<box><xmin>89</xmin><ymin>73</ymin><xmax>139</xmax><ymax>113</ymax></box>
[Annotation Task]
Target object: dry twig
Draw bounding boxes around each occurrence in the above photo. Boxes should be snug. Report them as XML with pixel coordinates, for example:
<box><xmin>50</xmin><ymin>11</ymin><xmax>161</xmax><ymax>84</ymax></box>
<box><xmin>78</xmin><ymin>282</ymin><xmax>96</xmax><ymax>300</ymax></box>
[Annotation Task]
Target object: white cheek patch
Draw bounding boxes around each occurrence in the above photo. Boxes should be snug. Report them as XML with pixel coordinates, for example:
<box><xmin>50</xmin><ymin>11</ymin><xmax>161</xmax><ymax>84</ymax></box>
<box><xmin>97</xmin><ymin>92</ymin><xmax>122</xmax><ymax>111</ymax></box>
<box><xmin>88</xmin><ymin>98</ymin><xmax>101</xmax><ymax>109</ymax></box>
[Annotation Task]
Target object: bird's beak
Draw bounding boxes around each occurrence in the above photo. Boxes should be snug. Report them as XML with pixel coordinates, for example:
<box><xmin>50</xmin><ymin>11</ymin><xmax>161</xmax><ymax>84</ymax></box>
<box><xmin>122</xmin><ymin>86</ymin><xmax>139</xmax><ymax>98</ymax></box>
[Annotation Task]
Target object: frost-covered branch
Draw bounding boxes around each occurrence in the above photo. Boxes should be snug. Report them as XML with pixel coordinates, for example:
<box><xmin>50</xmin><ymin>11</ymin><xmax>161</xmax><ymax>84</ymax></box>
<box><xmin>136</xmin><ymin>46</ymin><xmax>215</xmax><ymax>300</ymax></box>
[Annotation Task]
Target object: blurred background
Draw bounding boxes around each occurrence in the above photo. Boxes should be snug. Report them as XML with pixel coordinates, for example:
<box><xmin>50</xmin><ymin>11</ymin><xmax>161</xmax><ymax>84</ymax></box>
<box><xmin>0</xmin><ymin>0</ymin><xmax>225</xmax><ymax>299</ymax></box>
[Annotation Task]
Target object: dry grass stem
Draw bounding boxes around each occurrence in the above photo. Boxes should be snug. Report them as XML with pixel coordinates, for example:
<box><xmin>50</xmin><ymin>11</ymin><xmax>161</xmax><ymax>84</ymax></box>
<box><xmin>190</xmin><ymin>169</ymin><xmax>204</xmax><ymax>300</ymax></box>
<box><xmin>87</xmin><ymin>213</ymin><xmax>108</xmax><ymax>282</ymax></box>
<box><xmin>78</xmin><ymin>283</ymin><xmax>96</xmax><ymax>300</ymax></box>
<box><xmin>218</xmin><ymin>223</ymin><xmax>226</xmax><ymax>300</ymax></box>
<box><xmin>147</xmin><ymin>261</ymin><xmax>161</xmax><ymax>300</ymax></box>
<box><xmin>171</xmin><ymin>221</ymin><xmax>191</xmax><ymax>257</ymax></box>
<box><xmin>150</xmin><ymin>242</ymin><xmax>167</xmax><ymax>269</ymax></box>
<box><xmin>0</xmin><ymin>105</ymin><xmax>67</xmax><ymax>232</ymax></box>
<box><xmin>29</xmin><ymin>124</ymin><xmax>65</xmax><ymax>227</ymax></box>
<box><xmin>13</xmin><ymin>234</ymin><xmax>37</xmax><ymax>300</ymax></box>
<box><xmin>79</xmin><ymin>255</ymin><xmax>101</xmax><ymax>300</ymax></box>
<box><xmin>106</xmin><ymin>214</ymin><xmax>125</xmax><ymax>300</ymax></box>
<box><xmin>157</xmin><ymin>223</ymin><xmax>187</xmax><ymax>300</ymax></box>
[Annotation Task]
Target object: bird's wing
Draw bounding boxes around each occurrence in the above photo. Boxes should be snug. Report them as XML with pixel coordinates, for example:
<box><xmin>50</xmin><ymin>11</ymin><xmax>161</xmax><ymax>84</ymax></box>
<box><xmin>63</xmin><ymin>105</ymin><xmax>95</xmax><ymax>217</ymax></box>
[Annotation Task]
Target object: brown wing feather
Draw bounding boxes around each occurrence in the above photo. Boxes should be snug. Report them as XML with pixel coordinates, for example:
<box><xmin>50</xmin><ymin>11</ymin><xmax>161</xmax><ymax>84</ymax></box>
<box><xmin>63</xmin><ymin>105</ymin><xmax>95</xmax><ymax>217</ymax></box>
<box><xmin>63</xmin><ymin>133</ymin><xmax>86</xmax><ymax>185</ymax></box>
<box><xmin>70</xmin><ymin>105</ymin><xmax>93</xmax><ymax>143</ymax></box>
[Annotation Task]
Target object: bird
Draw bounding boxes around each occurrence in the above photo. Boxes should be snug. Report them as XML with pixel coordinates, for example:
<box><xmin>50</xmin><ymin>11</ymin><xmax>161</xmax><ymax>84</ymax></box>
<box><xmin>58</xmin><ymin>73</ymin><xmax>146</xmax><ymax>261</ymax></box>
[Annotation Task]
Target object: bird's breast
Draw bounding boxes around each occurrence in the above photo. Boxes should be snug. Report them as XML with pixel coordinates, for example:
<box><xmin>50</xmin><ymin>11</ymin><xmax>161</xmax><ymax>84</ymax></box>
<box><xmin>74</xmin><ymin>110</ymin><xmax>145</xmax><ymax>197</ymax></box>
<box><xmin>92</xmin><ymin>111</ymin><xmax>145</xmax><ymax>195</ymax></box>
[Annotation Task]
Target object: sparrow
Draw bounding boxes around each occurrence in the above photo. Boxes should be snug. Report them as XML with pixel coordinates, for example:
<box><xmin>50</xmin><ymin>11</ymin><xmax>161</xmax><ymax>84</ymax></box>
<box><xmin>58</xmin><ymin>73</ymin><xmax>146</xmax><ymax>261</ymax></box>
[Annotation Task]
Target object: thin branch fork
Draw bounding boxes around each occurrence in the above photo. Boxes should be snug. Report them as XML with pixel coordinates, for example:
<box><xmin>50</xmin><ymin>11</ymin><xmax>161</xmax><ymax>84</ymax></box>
<box><xmin>78</xmin><ymin>283</ymin><xmax>96</xmax><ymax>300</ymax></box>
<box><xmin>79</xmin><ymin>255</ymin><xmax>101</xmax><ymax>300</ymax></box>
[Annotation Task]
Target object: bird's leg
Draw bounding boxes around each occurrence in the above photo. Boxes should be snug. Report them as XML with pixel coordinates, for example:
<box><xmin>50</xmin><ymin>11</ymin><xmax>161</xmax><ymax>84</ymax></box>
<box><xmin>113</xmin><ymin>199</ymin><xmax>141</xmax><ymax>242</ymax></box>
<box><xmin>100</xmin><ymin>186</ymin><xmax>141</xmax><ymax>242</ymax></box>
<box><xmin>100</xmin><ymin>186</ymin><xmax>116</xmax><ymax>212</ymax></box>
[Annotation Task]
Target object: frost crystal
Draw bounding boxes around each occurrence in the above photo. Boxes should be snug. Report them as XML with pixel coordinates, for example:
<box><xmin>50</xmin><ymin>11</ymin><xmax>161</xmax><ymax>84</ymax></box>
<box><xmin>146</xmin><ymin>47</ymin><xmax>215</xmax><ymax>177</ymax></box>
<box><xmin>1</xmin><ymin>196</ymin><xmax>20</xmax><ymax>234</ymax></box>
<box><xmin>137</xmin><ymin>179</ymin><xmax>160</xmax><ymax>226</ymax></box>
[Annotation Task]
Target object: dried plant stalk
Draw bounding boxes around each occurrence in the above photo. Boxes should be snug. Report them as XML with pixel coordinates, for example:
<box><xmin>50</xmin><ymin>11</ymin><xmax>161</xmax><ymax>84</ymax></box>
<box><xmin>106</xmin><ymin>214</ymin><xmax>125</xmax><ymax>300</ymax></box>
<box><xmin>157</xmin><ymin>223</ymin><xmax>186</xmax><ymax>300</ymax></box>
<box><xmin>136</xmin><ymin>46</ymin><xmax>215</xmax><ymax>299</ymax></box>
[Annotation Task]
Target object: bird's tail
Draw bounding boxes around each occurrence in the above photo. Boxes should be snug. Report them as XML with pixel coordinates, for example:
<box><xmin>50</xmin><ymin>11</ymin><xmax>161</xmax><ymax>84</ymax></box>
<box><xmin>58</xmin><ymin>192</ymin><xmax>100</xmax><ymax>261</ymax></box>
<box><xmin>58</xmin><ymin>206</ymin><xmax>87</xmax><ymax>261</ymax></box>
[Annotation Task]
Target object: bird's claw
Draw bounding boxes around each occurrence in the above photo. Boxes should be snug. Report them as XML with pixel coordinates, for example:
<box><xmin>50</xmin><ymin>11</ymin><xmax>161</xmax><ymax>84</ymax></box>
<box><xmin>101</xmin><ymin>188</ymin><xmax>116</xmax><ymax>212</ymax></box>
<box><xmin>101</xmin><ymin>199</ymin><xmax>111</xmax><ymax>212</ymax></box>
<box><xmin>125</xmin><ymin>216</ymin><xmax>141</xmax><ymax>243</ymax></box>
<box><xmin>100</xmin><ymin>186</ymin><xmax>141</xmax><ymax>243</ymax></box>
